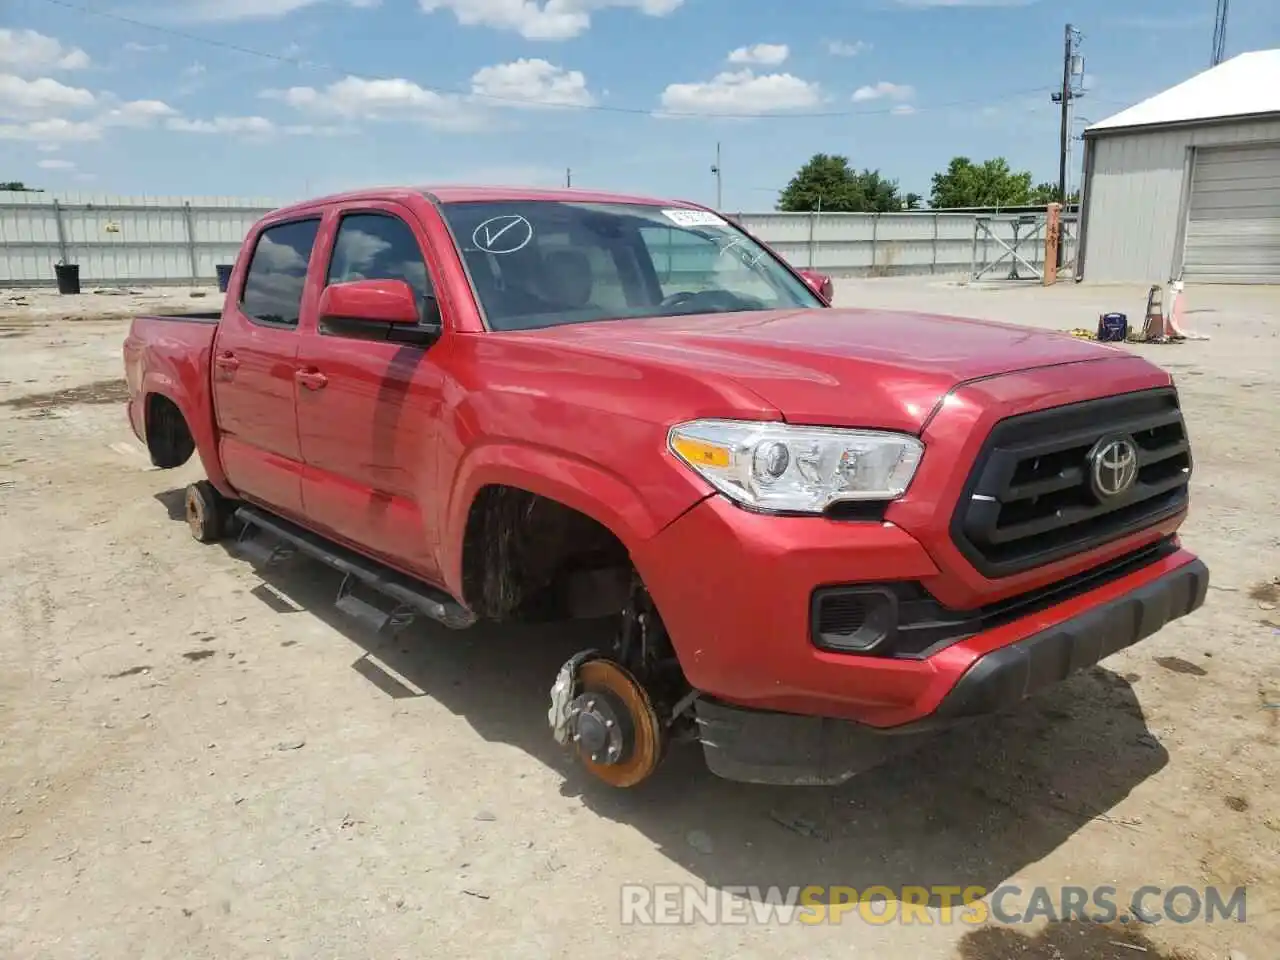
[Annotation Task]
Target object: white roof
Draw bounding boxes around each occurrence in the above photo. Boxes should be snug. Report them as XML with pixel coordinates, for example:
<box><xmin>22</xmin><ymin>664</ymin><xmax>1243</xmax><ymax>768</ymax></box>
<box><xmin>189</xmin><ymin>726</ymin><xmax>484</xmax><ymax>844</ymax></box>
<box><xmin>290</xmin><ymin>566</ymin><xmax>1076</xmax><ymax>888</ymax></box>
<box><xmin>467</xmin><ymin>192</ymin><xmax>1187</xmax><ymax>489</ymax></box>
<box><xmin>1087</xmin><ymin>48</ymin><xmax>1280</xmax><ymax>133</ymax></box>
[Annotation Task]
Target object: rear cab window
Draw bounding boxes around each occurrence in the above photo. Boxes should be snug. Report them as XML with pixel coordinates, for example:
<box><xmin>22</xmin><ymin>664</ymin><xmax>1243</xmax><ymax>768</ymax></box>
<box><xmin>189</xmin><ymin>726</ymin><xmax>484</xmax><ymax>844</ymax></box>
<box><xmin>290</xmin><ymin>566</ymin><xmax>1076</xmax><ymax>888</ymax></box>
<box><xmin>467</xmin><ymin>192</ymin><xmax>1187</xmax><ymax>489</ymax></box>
<box><xmin>240</xmin><ymin>219</ymin><xmax>321</xmax><ymax>328</ymax></box>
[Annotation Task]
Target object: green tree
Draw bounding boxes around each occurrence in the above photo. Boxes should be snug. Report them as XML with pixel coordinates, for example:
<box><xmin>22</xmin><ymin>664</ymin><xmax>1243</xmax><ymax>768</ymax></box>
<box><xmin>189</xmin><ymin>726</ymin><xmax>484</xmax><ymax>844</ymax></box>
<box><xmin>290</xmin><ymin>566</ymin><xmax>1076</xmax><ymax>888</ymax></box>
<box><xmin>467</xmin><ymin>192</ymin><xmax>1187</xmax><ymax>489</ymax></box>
<box><xmin>1</xmin><ymin>181</ymin><xmax>42</xmax><ymax>192</ymax></box>
<box><xmin>1029</xmin><ymin>181</ymin><xmax>1058</xmax><ymax>205</ymax></box>
<box><xmin>1029</xmin><ymin>181</ymin><xmax>1081</xmax><ymax>205</ymax></box>
<box><xmin>778</xmin><ymin>154</ymin><xmax>902</xmax><ymax>213</ymax></box>
<box><xmin>929</xmin><ymin>157</ymin><xmax>1034</xmax><ymax>209</ymax></box>
<box><xmin>903</xmin><ymin>192</ymin><xmax>924</xmax><ymax>210</ymax></box>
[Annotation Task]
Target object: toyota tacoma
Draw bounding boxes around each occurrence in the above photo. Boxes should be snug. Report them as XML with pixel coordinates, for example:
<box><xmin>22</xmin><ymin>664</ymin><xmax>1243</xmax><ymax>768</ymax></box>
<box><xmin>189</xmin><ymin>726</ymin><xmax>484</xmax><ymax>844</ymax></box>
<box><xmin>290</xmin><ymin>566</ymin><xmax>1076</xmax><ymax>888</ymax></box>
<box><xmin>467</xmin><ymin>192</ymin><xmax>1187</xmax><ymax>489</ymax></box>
<box><xmin>122</xmin><ymin>185</ymin><xmax>1208</xmax><ymax>787</ymax></box>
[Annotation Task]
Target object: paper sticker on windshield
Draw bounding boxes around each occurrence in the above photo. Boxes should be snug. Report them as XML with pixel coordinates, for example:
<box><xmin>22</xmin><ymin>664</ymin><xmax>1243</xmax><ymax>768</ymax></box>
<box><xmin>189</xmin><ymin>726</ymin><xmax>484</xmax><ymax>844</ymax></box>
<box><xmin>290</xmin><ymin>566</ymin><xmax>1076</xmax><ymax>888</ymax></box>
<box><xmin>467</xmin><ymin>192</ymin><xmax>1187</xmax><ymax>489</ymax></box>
<box><xmin>472</xmin><ymin>215</ymin><xmax>534</xmax><ymax>255</ymax></box>
<box><xmin>662</xmin><ymin>209</ymin><xmax>727</xmax><ymax>228</ymax></box>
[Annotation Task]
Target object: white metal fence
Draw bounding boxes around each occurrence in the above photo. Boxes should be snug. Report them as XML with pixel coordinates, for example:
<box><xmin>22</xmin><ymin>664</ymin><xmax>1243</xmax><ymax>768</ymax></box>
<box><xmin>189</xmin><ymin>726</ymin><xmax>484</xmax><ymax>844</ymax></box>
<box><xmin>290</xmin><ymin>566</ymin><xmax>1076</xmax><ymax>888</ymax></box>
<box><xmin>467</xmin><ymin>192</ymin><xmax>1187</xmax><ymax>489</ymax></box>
<box><xmin>738</xmin><ymin>210</ymin><xmax>1077</xmax><ymax>280</ymax></box>
<box><xmin>0</xmin><ymin>191</ymin><xmax>277</xmax><ymax>288</ymax></box>
<box><xmin>0</xmin><ymin>190</ymin><xmax>1076</xmax><ymax>288</ymax></box>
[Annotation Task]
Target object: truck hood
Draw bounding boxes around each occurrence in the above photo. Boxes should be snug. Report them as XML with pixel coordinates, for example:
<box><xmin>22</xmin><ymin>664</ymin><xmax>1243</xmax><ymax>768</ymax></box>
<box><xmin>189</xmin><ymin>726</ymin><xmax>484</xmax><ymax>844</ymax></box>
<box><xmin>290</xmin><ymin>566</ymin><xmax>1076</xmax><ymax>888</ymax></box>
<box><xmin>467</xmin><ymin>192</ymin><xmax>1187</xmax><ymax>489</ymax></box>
<box><xmin>531</xmin><ymin>307</ymin><xmax>1137</xmax><ymax>433</ymax></box>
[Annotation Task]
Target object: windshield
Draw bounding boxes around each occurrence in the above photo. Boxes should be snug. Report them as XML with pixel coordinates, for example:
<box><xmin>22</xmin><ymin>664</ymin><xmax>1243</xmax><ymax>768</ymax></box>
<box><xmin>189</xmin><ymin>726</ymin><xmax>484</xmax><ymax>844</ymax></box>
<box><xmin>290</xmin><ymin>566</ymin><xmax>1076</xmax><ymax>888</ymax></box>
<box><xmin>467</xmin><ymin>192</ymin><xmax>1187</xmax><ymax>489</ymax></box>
<box><xmin>438</xmin><ymin>200</ymin><xmax>824</xmax><ymax>332</ymax></box>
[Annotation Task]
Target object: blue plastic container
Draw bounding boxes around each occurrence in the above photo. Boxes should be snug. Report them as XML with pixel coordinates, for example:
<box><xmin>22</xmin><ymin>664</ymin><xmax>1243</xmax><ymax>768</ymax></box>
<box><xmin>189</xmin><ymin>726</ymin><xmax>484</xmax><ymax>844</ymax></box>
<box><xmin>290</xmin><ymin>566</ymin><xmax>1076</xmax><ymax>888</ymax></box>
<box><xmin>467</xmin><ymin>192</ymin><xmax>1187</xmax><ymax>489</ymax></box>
<box><xmin>1097</xmin><ymin>312</ymin><xmax>1128</xmax><ymax>342</ymax></box>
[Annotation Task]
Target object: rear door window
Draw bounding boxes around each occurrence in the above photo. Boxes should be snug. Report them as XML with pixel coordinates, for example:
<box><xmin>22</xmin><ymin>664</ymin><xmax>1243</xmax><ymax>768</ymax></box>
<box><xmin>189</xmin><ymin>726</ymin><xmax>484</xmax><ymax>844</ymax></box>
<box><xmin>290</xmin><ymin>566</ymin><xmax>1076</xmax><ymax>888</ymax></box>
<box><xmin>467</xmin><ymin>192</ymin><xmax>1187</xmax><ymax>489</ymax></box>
<box><xmin>240</xmin><ymin>219</ymin><xmax>321</xmax><ymax>327</ymax></box>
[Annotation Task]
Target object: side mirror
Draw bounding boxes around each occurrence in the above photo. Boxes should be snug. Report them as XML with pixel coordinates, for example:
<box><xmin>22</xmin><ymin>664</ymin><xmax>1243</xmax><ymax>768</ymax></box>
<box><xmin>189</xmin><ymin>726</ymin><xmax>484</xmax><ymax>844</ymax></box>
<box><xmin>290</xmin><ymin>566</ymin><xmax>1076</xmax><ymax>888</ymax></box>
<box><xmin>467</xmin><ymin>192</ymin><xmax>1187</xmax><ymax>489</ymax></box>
<box><xmin>319</xmin><ymin>279</ymin><xmax>421</xmax><ymax>325</ymax></box>
<box><xmin>798</xmin><ymin>269</ymin><xmax>834</xmax><ymax>305</ymax></box>
<box><xmin>318</xmin><ymin>278</ymin><xmax>442</xmax><ymax>345</ymax></box>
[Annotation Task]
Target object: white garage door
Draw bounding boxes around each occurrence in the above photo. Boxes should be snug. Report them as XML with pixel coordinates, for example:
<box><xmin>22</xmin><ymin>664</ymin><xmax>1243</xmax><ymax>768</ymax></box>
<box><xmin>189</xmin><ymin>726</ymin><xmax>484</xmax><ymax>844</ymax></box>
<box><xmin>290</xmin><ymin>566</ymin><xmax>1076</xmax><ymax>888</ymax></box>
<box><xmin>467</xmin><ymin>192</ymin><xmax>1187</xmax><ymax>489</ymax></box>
<box><xmin>1182</xmin><ymin>141</ymin><xmax>1280</xmax><ymax>283</ymax></box>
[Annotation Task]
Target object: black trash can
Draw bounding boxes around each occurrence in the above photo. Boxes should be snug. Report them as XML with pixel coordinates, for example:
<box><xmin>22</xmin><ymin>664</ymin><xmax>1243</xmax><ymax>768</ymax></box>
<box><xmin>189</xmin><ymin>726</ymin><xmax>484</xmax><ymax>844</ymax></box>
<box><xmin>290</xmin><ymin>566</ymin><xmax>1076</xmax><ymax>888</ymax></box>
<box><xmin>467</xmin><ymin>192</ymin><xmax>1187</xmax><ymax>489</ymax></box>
<box><xmin>54</xmin><ymin>262</ymin><xmax>81</xmax><ymax>295</ymax></box>
<box><xmin>215</xmin><ymin>264</ymin><xmax>234</xmax><ymax>293</ymax></box>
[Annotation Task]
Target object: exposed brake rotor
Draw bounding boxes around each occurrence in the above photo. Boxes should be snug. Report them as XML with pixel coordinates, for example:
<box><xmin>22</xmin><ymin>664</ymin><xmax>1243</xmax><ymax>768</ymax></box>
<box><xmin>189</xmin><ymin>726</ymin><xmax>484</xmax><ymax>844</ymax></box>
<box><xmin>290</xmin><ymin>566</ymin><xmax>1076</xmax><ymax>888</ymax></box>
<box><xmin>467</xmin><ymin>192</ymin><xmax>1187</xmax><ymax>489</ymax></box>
<box><xmin>568</xmin><ymin>659</ymin><xmax>665</xmax><ymax>788</ymax></box>
<box><xmin>185</xmin><ymin>486</ymin><xmax>207</xmax><ymax>540</ymax></box>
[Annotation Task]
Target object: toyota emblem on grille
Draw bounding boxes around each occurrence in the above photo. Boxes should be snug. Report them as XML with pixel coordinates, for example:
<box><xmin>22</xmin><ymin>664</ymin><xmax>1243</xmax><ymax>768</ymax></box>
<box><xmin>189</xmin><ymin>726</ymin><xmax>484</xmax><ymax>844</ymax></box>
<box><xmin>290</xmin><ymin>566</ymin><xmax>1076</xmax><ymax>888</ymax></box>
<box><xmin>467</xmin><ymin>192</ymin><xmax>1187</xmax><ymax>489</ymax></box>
<box><xmin>1089</xmin><ymin>436</ymin><xmax>1139</xmax><ymax>499</ymax></box>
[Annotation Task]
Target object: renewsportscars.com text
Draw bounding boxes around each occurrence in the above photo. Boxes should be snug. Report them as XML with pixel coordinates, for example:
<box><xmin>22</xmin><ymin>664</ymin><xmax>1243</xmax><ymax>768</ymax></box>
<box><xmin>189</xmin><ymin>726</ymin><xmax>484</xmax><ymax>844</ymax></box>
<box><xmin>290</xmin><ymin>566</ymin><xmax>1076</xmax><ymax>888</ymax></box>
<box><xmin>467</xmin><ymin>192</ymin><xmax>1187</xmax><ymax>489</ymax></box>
<box><xmin>620</xmin><ymin>884</ymin><xmax>1247</xmax><ymax>926</ymax></box>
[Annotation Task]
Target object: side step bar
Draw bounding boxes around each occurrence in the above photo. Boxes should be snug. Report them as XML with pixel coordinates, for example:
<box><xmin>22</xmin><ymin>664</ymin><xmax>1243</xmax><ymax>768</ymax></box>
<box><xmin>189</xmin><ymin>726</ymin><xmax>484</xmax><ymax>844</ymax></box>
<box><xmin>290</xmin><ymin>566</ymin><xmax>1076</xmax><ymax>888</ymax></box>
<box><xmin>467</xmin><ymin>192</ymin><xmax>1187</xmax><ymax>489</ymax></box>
<box><xmin>233</xmin><ymin>504</ymin><xmax>477</xmax><ymax>633</ymax></box>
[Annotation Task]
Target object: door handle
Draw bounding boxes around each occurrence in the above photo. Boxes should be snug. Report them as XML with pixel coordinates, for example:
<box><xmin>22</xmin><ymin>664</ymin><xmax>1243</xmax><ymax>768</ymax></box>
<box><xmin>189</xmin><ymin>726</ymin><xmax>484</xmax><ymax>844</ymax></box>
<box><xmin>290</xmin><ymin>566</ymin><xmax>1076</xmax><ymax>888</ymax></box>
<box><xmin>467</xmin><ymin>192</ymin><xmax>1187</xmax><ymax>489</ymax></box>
<box><xmin>214</xmin><ymin>352</ymin><xmax>240</xmax><ymax>372</ymax></box>
<box><xmin>295</xmin><ymin>368</ymin><xmax>328</xmax><ymax>390</ymax></box>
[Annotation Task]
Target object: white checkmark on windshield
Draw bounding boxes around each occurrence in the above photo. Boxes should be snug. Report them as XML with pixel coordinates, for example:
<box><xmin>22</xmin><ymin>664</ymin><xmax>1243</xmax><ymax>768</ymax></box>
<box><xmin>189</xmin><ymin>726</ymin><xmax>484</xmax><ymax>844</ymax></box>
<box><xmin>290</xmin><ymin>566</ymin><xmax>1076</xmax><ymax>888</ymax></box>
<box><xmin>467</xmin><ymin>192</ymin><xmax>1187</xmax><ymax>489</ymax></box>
<box><xmin>483</xmin><ymin>218</ymin><xmax>521</xmax><ymax>247</ymax></box>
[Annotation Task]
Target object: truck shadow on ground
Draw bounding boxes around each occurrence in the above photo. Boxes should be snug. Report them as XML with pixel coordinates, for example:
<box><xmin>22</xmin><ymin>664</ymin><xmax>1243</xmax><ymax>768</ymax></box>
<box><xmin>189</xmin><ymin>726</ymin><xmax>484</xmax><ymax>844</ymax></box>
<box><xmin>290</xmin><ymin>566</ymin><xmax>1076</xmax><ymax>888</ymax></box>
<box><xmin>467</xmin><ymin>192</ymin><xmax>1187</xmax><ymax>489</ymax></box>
<box><xmin>155</xmin><ymin>488</ymin><xmax>1169</xmax><ymax>907</ymax></box>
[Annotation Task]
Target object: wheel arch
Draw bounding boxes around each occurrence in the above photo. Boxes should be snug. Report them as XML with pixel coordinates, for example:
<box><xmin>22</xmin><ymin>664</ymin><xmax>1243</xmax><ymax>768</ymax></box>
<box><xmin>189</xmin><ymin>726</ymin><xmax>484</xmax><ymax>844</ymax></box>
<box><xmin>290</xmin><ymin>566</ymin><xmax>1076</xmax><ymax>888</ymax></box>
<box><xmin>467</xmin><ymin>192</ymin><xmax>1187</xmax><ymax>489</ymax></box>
<box><xmin>140</xmin><ymin>376</ymin><xmax>234</xmax><ymax>497</ymax></box>
<box><xmin>444</xmin><ymin>444</ymin><xmax>670</xmax><ymax>621</ymax></box>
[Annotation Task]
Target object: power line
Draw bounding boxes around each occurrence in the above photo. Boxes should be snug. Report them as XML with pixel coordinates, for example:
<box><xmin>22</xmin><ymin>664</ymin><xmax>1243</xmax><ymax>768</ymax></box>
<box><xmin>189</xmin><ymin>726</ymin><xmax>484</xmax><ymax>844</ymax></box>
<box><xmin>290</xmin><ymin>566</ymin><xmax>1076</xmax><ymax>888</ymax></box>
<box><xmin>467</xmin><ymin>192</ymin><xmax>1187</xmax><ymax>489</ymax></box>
<box><xmin>1211</xmin><ymin>0</ymin><xmax>1229</xmax><ymax>66</ymax></box>
<box><xmin>35</xmin><ymin>0</ymin><xmax>1055</xmax><ymax>121</ymax></box>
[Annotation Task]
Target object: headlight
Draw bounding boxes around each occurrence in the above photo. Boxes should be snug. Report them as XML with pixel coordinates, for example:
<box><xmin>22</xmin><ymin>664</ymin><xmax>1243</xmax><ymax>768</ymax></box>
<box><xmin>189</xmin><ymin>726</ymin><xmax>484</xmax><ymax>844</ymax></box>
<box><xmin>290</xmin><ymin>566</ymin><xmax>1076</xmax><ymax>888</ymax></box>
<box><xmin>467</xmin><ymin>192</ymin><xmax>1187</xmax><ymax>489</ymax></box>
<box><xmin>667</xmin><ymin>419</ymin><xmax>923</xmax><ymax>514</ymax></box>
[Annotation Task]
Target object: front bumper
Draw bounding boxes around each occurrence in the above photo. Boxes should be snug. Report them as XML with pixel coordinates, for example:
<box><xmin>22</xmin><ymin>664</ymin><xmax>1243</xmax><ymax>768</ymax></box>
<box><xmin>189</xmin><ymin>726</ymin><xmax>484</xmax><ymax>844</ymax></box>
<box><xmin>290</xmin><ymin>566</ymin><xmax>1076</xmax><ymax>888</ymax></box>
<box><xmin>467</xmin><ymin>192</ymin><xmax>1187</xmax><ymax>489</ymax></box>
<box><xmin>692</xmin><ymin>555</ymin><xmax>1208</xmax><ymax>784</ymax></box>
<box><xmin>634</xmin><ymin>492</ymin><xmax>1200</xmax><ymax>726</ymax></box>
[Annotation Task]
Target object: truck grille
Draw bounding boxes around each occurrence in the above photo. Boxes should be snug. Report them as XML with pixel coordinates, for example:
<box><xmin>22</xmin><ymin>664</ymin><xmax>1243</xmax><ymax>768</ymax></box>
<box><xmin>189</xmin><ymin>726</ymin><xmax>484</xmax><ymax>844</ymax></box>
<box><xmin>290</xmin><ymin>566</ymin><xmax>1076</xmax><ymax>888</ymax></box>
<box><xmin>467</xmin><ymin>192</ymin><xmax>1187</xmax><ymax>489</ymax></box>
<box><xmin>950</xmin><ymin>387</ymin><xmax>1191</xmax><ymax>578</ymax></box>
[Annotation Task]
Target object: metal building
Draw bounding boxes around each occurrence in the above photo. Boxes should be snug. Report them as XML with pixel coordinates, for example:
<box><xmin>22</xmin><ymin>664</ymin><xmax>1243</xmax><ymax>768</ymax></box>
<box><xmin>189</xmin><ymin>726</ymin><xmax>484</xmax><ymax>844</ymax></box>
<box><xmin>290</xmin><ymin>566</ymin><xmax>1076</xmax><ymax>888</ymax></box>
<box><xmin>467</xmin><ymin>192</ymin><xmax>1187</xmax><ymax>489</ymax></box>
<box><xmin>1077</xmin><ymin>49</ymin><xmax>1280</xmax><ymax>284</ymax></box>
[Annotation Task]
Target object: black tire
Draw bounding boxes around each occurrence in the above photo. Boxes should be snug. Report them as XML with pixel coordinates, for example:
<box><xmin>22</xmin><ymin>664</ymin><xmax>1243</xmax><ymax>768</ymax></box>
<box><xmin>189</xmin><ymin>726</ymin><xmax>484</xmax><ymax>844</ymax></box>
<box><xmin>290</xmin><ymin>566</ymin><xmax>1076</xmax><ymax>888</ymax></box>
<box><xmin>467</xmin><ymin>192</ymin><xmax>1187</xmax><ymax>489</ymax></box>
<box><xmin>184</xmin><ymin>480</ymin><xmax>225</xmax><ymax>543</ymax></box>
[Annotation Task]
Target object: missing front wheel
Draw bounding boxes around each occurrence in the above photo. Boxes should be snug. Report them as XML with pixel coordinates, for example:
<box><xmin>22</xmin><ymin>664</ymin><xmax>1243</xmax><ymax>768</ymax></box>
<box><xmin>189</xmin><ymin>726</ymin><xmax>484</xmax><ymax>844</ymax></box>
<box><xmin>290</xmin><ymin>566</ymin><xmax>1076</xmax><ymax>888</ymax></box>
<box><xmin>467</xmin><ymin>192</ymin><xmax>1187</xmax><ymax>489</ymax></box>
<box><xmin>547</xmin><ymin>574</ymin><xmax>697</xmax><ymax>787</ymax></box>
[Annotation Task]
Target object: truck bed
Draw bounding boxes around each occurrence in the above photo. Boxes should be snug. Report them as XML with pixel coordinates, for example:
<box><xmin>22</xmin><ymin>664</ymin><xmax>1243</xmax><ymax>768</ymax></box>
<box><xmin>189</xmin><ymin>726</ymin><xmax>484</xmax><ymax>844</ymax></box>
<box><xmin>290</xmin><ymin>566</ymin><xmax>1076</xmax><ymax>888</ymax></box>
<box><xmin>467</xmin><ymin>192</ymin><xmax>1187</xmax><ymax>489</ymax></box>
<box><xmin>124</xmin><ymin>313</ymin><xmax>220</xmax><ymax>388</ymax></box>
<box><xmin>123</xmin><ymin>312</ymin><xmax>221</xmax><ymax>459</ymax></box>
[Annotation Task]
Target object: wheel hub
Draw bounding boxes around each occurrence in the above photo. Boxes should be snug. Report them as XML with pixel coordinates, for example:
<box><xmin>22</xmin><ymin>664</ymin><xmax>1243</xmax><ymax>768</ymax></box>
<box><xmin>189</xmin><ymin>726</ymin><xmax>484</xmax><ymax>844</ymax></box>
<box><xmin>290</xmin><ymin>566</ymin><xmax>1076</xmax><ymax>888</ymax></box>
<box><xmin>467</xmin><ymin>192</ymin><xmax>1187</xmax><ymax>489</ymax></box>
<box><xmin>569</xmin><ymin>689</ymin><xmax>634</xmax><ymax>766</ymax></box>
<box><xmin>566</xmin><ymin>659</ymin><xmax>666</xmax><ymax>787</ymax></box>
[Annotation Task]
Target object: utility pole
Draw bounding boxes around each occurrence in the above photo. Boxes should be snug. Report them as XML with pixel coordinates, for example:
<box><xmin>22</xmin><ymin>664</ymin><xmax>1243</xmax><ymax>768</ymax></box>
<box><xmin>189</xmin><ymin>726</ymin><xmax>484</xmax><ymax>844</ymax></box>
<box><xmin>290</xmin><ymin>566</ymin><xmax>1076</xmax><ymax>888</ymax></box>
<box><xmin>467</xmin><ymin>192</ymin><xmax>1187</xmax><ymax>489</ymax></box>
<box><xmin>1053</xmin><ymin>24</ymin><xmax>1084</xmax><ymax>206</ymax></box>
<box><xmin>1051</xmin><ymin>24</ymin><xmax>1084</xmax><ymax>267</ymax></box>
<box><xmin>710</xmin><ymin>142</ymin><xmax>722</xmax><ymax>210</ymax></box>
<box><xmin>565</xmin><ymin>168</ymin><xmax>572</xmax><ymax>188</ymax></box>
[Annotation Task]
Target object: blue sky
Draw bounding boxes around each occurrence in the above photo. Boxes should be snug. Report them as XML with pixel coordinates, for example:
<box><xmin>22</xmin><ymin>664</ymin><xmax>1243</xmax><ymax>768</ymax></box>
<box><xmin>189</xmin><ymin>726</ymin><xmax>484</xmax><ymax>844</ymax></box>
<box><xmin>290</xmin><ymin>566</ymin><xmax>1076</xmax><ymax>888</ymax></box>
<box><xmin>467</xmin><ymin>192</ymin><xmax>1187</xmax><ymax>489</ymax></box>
<box><xmin>2</xmin><ymin>0</ymin><xmax>1278</xmax><ymax>209</ymax></box>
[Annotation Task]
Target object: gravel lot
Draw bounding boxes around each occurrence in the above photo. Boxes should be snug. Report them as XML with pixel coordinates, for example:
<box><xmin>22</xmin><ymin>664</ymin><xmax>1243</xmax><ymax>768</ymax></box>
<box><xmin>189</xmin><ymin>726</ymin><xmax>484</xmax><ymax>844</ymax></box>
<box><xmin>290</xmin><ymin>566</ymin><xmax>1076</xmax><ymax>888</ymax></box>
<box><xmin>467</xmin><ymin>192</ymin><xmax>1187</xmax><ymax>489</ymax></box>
<box><xmin>1</xmin><ymin>277</ymin><xmax>1277</xmax><ymax>960</ymax></box>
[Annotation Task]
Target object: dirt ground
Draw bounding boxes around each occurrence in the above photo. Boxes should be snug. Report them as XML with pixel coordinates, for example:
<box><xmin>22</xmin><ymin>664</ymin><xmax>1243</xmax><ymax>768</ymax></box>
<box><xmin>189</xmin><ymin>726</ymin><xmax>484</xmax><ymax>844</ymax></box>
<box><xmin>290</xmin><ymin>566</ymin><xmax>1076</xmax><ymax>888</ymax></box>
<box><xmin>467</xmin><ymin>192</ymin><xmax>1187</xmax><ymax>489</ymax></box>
<box><xmin>1</xmin><ymin>277</ymin><xmax>1277</xmax><ymax>960</ymax></box>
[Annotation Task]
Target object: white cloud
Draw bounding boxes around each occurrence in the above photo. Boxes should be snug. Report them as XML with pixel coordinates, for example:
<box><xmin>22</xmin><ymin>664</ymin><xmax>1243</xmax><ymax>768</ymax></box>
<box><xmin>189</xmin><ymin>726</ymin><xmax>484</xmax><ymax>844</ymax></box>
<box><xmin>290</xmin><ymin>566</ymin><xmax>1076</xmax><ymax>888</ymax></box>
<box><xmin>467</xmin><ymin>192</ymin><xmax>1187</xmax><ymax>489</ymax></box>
<box><xmin>0</xmin><ymin>75</ymin><xmax>97</xmax><ymax>119</ymax></box>
<box><xmin>266</xmin><ymin>59</ymin><xmax>597</xmax><ymax>129</ymax></box>
<box><xmin>159</xmin><ymin>114</ymin><xmax>350</xmax><ymax>137</ymax></box>
<box><xmin>469</xmin><ymin>58</ymin><xmax>595</xmax><ymax>107</ymax></box>
<box><xmin>268</xmin><ymin>77</ymin><xmax>434</xmax><ymax>115</ymax></box>
<box><xmin>124</xmin><ymin>41</ymin><xmax>168</xmax><ymax>53</ymax></box>
<box><xmin>265</xmin><ymin>76</ymin><xmax>480</xmax><ymax>130</ymax></box>
<box><xmin>852</xmin><ymin>81</ymin><xmax>914</xmax><ymax>102</ymax></box>
<box><xmin>152</xmin><ymin>0</ymin><xmax>380</xmax><ymax>22</ymax></box>
<box><xmin>183</xmin><ymin>62</ymin><xmax>208</xmax><ymax>78</ymax></box>
<box><xmin>659</xmin><ymin>69</ymin><xmax>822</xmax><ymax>117</ymax></box>
<box><xmin>38</xmin><ymin>158</ymin><xmax>76</xmax><ymax>170</ymax></box>
<box><xmin>99</xmin><ymin>99</ymin><xmax>178</xmax><ymax>128</ymax></box>
<box><xmin>0</xmin><ymin>29</ymin><xmax>90</xmax><ymax>74</ymax></box>
<box><xmin>891</xmin><ymin>104</ymin><xmax>917</xmax><ymax>116</ymax></box>
<box><xmin>418</xmin><ymin>0</ymin><xmax>684</xmax><ymax>40</ymax></box>
<box><xmin>827</xmin><ymin>39</ymin><xmax>869</xmax><ymax>57</ymax></box>
<box><xmin>0</xmin><ymin>86</ymin><xmax>175</xmax><ymax>145</ymax></box>
<box><xmin>0</xmin><ymin>118</ymin><xmax>102</xmax><ymax>143</ymax></box>
<box><xmin>726</xmin><ymin>43</ymin><xmax>788</xmax><ymax>66</ymax></box>
<box><xmin>168</xmin><ymin>115</ymin><xmax>276</xmax><ymax>135</ymax></box>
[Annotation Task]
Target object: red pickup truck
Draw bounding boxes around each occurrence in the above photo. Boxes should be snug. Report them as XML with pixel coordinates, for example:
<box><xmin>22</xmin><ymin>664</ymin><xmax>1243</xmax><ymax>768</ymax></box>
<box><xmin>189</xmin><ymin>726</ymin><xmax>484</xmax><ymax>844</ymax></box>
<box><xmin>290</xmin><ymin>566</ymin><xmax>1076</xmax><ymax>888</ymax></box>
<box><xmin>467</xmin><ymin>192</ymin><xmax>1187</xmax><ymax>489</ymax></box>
<box><xmin>123</xmin><ymin>185</ymin><xmax>1208</xmax><ymax>788</ymax></box>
